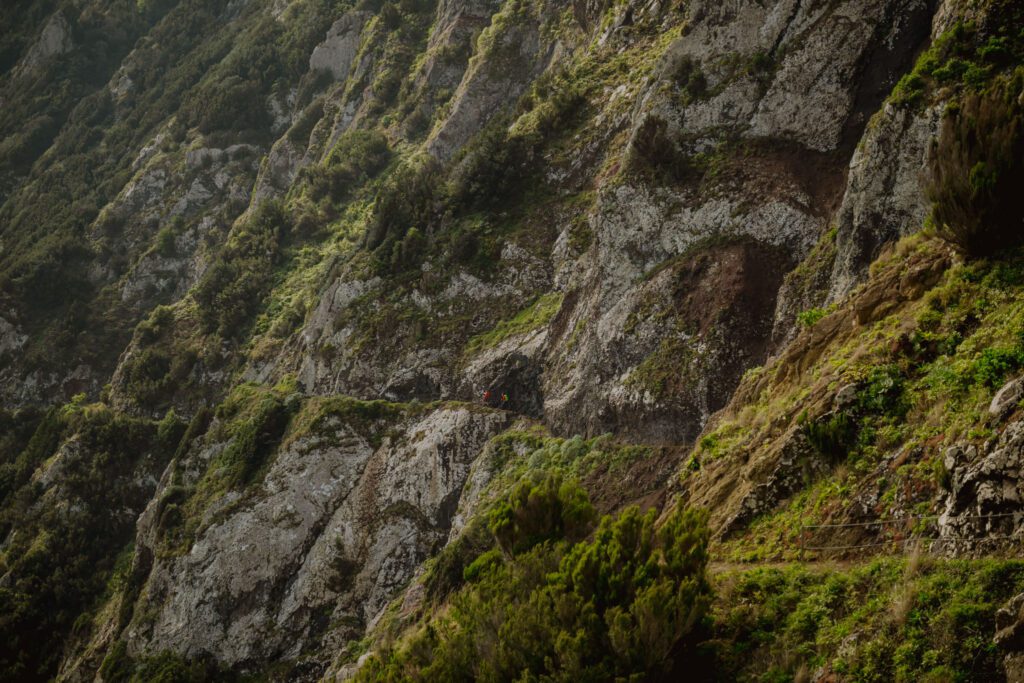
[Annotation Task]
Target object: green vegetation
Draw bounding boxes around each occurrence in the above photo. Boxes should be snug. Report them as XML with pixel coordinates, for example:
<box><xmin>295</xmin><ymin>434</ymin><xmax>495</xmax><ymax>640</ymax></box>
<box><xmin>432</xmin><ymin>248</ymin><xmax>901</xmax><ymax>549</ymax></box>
<box><xmin>364</xmin><ymin>154</ymin><xmax>440</xmax><ymax>256</ymax></box>
<box><xmin>0</xmin><ymin>401</ymin><xmax>176</xmax><ymax>682</ymax></box>
<box><xmin>800</xmin><ymin>364</ymin><xmax>909</xmax><ymax>463</ymax></box>
<box><xmin>122</xmin><ymin>324</ymin><xmax>199</xmax><ymax>409</ymax></box>
<box><xmin>464</xmin><ymin>292</ymin><xmax>563</xmax><ymax>354</ymax></box>
<box><xmin>485</xmin><ymin>428</ymin><xmax>654</xmax><ymax>486</ymax></box>
<box><xmin>926</xmin><ymin>70</ymin><xmax>1024</xmax><ymax>256</ymax></box>
<box><xmin>627</xmin><ymin>335</ymin><xmax>700</xmax><ymax>400</ymax></box>
<box><xmin>355</xmin><ymin>0</ymin><xmax>439</xmax><ymax>122</ymax></box>
<box><xmin>703</xmin><ymin>236</ymin><xmax>1024</xmax><ymax>558</ymax></box>
<box><xmin>155</xmin><ymin>223</ymin><xmax>178</xmax><ymax>256</ymax></box>
<box><xmin>194</xmin><ymin>200</ymin><xmax>290</xmax><ymax>337</ymax></box>
<box><xmin>421</xmin><ymin>429</ymin><xmax>655</xmax><ymax>603</ymax></box>
<box><xmin>180</xmin><ymin>0</ymin><xmax>348</xmax><ymax>138</ymax></box>
<box><xmin>779</xmin><ymin>226</ymin><xmax>840</xmax><ymax>328</ymax></box>
<box><xmin>283</xmin><ymin>392</ymin><xmax>413</xmax><ymax>449</ymax></box>
<box><xmin>154</xmin><ymin>386</ymin><xmax>420</xmax><ymax>556</ymax></box>
<box><xmin>116</xmin><ymin>300</ymin><xmax>233</xmax><ymax>414</ymax></box>
<box><xmin>99</xmin><ymin>642</ymin><xmax>245</xmax><ymax>683</ymax></box>
<box><xmin>1</xmin><ymin>0</ymin><xmax>1023</xmax><ymax>680</ymax></box>
<box><xmin>711</xmin><ymin>558</ymin><xmax>1024</xmax><ymax>682</ymax></box>
<box><xmin>356</xmin><ymin>476</ymin><xmax>711</xmax><ymax>681</ymax></box>
<box><xmin>0</xmin><ymin>406</ymin><xmax>59</xmax><ymax>508</ymax></box>
<box><xmin>205</xmin><ymin>385</ymin><xmax>293</xmax><ymax>490</ymax></box>
<box><xmin>890</xmin><ymin>10</ymin><xmax>1024</xmax><ymax>108</ymax></box>
<box><xmin>0</xmin><ymin>0</ymin><xmax>350</xmax><ymax>397</ymax></box>
<box><xmin>488</xmin><ymin>471</ymin><xmax>596</xmax><ymax>554</ymax></box>
<box><xmin>625</xmin><ymin>114</ymin><xmax>699</xmax><ymax>182</ymax></box>
<box><xmin>155</xmin><ymin>383</ymin><xmax>296</xmax><ymax>554</ymax></box>
<box><xmin>447</xmin><ymin>70</ymin><xmax>584</xmax><ymax>213</ymax></box>
<box><xmin>302</xmin><ymin>129</ymin><xmax>392</xmax><ymax>204</ymax></box>
<box><xmin>666</xmin><ymin>53</ymin><xmax>708</xmax><ymax>104</ymax></box>
<box><xmin>693</xmin><ymin>422</ymin><xmax>751</xmax><ymax>467</ymax></box>
<box><xmin>796</xmin><ymin>304</ymin><xmax>837</xmax><ymax>328</ymax></box>
<box><xmin>362</xmin><ymin>61</ymin><xmax>584</xmax><ymax>278</ymax></box>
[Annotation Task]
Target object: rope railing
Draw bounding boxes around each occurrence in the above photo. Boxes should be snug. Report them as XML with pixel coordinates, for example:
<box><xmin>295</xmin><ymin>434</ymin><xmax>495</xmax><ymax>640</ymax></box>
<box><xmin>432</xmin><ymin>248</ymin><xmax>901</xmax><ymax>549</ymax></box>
<box><xmin>801</xmin><ymin>535</ymin><xmax>1024</xmax><ymax>552</ymax></box>
<box><xmin>797</xmin><ymin>511</ymin><xmax>1024</xmax><ymax>553</ymax></box>
<box><xmin>801</xmin><ymin>511</ymin><xmax>1023</xmax><ymax>530</ymax></box>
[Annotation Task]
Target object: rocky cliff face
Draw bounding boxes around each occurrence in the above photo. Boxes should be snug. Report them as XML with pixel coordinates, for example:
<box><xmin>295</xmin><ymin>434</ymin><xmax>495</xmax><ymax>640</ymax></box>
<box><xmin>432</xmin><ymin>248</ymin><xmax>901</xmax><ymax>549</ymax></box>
<box><xmin>0</xmin><ymin>0</ymin><xmax>1021</xmax><ymax>680</ymax></box>
<box><xmin>125</xmin><ymin>401</ymin><xmax>508</xmax><ymax>671</ymax></box>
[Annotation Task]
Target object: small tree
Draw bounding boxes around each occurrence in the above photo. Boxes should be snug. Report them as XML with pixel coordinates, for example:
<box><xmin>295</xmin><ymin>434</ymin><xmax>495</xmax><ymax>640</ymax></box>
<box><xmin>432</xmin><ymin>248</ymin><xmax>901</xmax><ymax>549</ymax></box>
<box><xmin>488</xmin><ymin>471</ymin><xmax>596</xmax><ymax>555</ymax></box>
<box><xmin>927</xmin><ymin>73</ymin><xmax>1024</xmax><ymax>256</ymax></box>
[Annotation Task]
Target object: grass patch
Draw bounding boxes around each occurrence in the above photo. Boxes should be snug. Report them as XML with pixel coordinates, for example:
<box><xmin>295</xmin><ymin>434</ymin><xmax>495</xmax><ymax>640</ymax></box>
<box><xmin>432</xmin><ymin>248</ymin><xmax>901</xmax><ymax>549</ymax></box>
<box><xmin>464</xmin><ymin>292</ymin><xmax>563</xmax><ymax>355</ymax></box>
<box><xmin>711</xmin><ymin>558</ymin><xmax>1024</xmax><ymax>682</ymax></box>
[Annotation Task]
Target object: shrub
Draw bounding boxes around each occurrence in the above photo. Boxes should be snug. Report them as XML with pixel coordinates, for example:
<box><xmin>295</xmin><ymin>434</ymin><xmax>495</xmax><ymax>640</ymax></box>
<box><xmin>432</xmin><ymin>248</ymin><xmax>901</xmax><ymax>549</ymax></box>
<box><xmin>447</xmin><ymin>74</ymin><xmax>582</xmax><ymax>213</ymax></box>
<box><xmin>101</xmin><ymin>642</ymin><xmax>237</xmax><ymax>682</ymax></box>
<box><xmin>797</xmin><ymin>307</ymin><xmax>829</xmax><ymax>327</ymax></box>
<box><xmin>122</xmin><ymin>346</ymin><xmax>197</xmax><ymax>408</ymax></box>
<box><xmin>355</xmin><ymin>503</ymin><xmax>710</xmax><ymax>681</ymax></box>
<box><xmin>446</xmin><ymin>113</ymin><xmax>531</xmax><ymax>213</ymax></box>
<box><xmin>858</xmin><ymin>364</ymin><xmax>908</xmax><ymax>417</ymax></box>
<box><xmin>711</xmin><ymin>560</ymin><xmax>1024</xmax><ymax>682</ymax></box>
<box><xmin>666</xmin><ymin>53</ymin><xmax>708</xmax><ymax>101</ymax></box>
<box><xmin>625</xmin><ymin>115</ymin><xmax>698</xmax><ymax>182</ymax></box>
<box><xmin>157</xmin><ymin>408</ymin><xmax>184</xmax><ymax>446</ymax></box>
<box><xmin>194</xmin><ymin>200</ymin><xmax>289</xmax><ymax>336</ymax></box>
<box><xmin>926</xmin><ymin>73</ymin><xmax>1024</xmax><ymax>256</ymax></box>
<box><xmin>128</xmin><ymin>650</ymin><xmax>225</xmax><ymax>682</ymax></box>
<box><xmin>190</xmin><ymin>75</ymin><xmax>272</xmax><ymax>134</ymax></box>
<box><xmin>0</xmin><ymin>407</ymin><xmax>61</xmax><ymax>508</ymax></box>
<box><xmin>488</xmin><ymin>471</ymin><xmax>595</xmax><ymax>555</ymax></box>
<box><xmin>212</xmin><ymin>387</ymin><xmax>294</xmax><ymax>488</ymax></box>
<box><xmin>0</xmin><ymin>407</ymin><xmax>174</xmax><ymax>682</ymax></box>
<box><xmin>800</xmin><ymin>365</ymin><xmax>908</xmax><ymax>463</ymax></box>
<box><xmin>154</xmin><ymin>224</ymin><xmax>177</xmax><ymax>257</ymax></box>
<box><xmin>390</xmin><ymin>226</ymin><xmax>425</xmax><ymax>271</ymax></box>
<box><xmin>98</xmin><ymin>640</ymin><xmax>132</xmax><ymax>683</ymax></box>
<box><xmin>136</xmin><ymin>305</ymin><xmax>175</xmax><ymax>345</ymax></box>
<box><xmin>462</xmin><ymin>548</ymin><xmax>502</xmax><ymax>582</ymax></box>
<box><xmin>287</xmin><ymin>99</ymin><xmax>323</xmax><ymax>145</ymax></box>
<box><xmin>305</xmin><ymin>129</ymin><xmax>390</xmax><ymax>202</ymax></box>
<box><xmin>423</xmin><ymin>519</ymin><xmax>494</xmax><ymax>601</ymax></box>
<box><xmin>972</xmin><ymin>346</ymin><xmax>1024</xmax><ymax>388</ymax></box>
<box><xmin>364</xmin><ymin>155</ymin><xmax>440</xmax><ymax>254</ymax></box>
<box><xmin>801</xmin><ymin>411</ymin><xmax>856</xmax><ymax>463</ymax></box>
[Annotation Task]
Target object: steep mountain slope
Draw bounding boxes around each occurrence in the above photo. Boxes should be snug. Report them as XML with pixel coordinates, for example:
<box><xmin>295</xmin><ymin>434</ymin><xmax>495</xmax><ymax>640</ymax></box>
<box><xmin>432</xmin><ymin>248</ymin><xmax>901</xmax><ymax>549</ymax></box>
<box><xmin>0</xmin><ymin>0</ymin><xmax>1021</xmax><ymax>680</ymax></box>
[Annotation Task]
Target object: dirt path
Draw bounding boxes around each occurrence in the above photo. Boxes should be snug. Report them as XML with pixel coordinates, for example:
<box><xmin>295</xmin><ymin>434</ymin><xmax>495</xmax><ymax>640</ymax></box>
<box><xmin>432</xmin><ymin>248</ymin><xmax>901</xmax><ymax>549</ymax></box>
<box><xmin>708</xmin><ymin>558</ymin><xmax>874</xmax><ymax>575</ymax></box>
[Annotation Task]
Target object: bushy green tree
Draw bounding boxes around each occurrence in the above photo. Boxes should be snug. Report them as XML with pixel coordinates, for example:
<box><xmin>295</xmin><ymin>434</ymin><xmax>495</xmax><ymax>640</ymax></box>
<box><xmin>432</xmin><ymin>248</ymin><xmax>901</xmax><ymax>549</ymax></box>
<box><xmin>488</xmin><ymin>471</ymin><xmax>596</xmax><ymax>555</ymax></box>
<box><xmin>364</xmin><ymin>156</ymin><xmax>440</xmax><ymax>254</ymax></box>
<box><xmin>194</xmin><ymin>200</ymin><xmax>289</xmax><ymax>336</ymax></box>
<box><xmin>305</xmin><ymin>129</ymin><xmax>391</xmax><ymax>202</ymax></box>
<box><xmin>356</xmin><ymin>487</ymin><xmax>711</xmax><ymax>682</ymax></box>
<box><xmin>927</xmin><ymin>71</ymin><xmax>1024</xmax><ymax>256</ymax></box>
<box><xmin>0</xmin><ymin>404</ymin><xmax>177</xmax><ymax>682</ymax></box>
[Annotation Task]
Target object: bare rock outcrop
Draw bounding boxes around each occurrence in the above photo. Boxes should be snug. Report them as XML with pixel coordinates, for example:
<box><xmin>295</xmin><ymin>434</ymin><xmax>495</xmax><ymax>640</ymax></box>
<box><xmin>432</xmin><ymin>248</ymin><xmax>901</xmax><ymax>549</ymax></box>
<box><xmin>310</xmin><ymin>13</ymin><xmax>371</xmax><ymax>81</ymax></box>
<box><xmin>426</xmin><ymin>0</ymin><xmax>560</xmax><ymax>160</ymax></box>
<box><xmin>827</xmin><ymin>103</ymin><xmax>944</xmax><ymax>301</ymax></box>
<box><xmin>124</xmin><ymin>401</ymin><xmax>509</xmax><ymax>677</ymax></box>
<box><xmin>938</xmin><ymin>419</ymin><xmax>1024</xmax><ymax>553</ymax></box>
<box><xmin>11</xmin><ymin>11</ymin><xmax>72</xmax><ymax>79</ymax></box>
<box><xmin>997</xmin><ymin>592</ymin><xmax>1024</xmax><ymax>683</ymax></box>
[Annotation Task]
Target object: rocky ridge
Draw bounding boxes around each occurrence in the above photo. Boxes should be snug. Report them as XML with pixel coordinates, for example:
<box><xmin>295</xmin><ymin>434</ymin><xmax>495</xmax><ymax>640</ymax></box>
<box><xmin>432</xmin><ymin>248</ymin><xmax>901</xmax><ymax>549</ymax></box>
<box><xmin>0</xmin><ymin>0</ymin><xmax>1021</xmax><ymax>680</ymax></box>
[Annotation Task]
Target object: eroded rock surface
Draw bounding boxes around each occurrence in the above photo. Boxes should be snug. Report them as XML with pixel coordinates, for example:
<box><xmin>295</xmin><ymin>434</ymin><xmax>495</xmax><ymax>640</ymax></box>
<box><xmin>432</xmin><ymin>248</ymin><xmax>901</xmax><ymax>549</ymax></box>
<box><xmin>0</xmin><ymin>0</ymin><xmax>1011</xmax><ymax>679</ymax></box>
<box><xmin>997</xmin><ymin>592</ymin><xmax>1024</xmax><ymax>683</ymax></box>
<box><xmin>939</xmin><ymin>420</ymin><xmax>1024</xmax><ymax>553</ymax></box>
<box><xmin>126</xmin><ymin>403</ymin><xmax>509</xmax><ymax>675</ymax></box>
